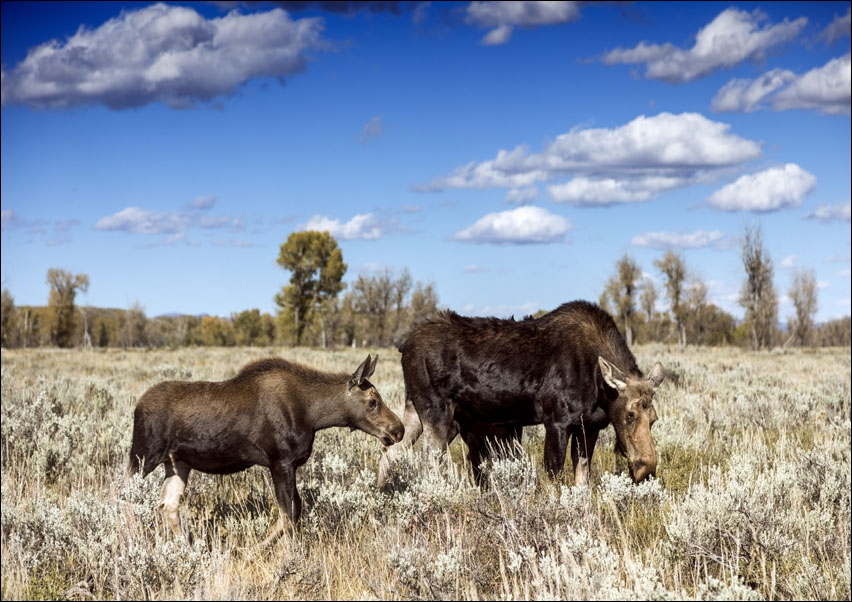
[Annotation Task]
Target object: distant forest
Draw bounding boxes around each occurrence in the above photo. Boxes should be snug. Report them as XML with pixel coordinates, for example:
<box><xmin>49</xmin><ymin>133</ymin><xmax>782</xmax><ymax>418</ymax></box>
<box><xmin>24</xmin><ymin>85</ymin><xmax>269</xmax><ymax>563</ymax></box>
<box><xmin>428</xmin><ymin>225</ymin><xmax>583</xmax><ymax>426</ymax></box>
<box><xmin>2</xmin><ymin>228</ymin><xmax>850</xmax><ymax>350</ymax></box>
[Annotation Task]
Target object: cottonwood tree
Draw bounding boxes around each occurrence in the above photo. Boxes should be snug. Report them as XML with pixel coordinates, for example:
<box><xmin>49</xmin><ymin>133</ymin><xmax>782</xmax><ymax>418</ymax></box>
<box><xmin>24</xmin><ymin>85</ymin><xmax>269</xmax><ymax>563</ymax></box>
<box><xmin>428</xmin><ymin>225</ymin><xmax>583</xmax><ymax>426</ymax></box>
<box><xmin>787</xmin><ymin>267</ymin><xmax>818</xmax><ymax>347</ymax></box>
<box><xmin>1</xmin><ymin>288</ymin><xmax>18</xmax><ymax>348</ymax></box>
<box><xmin>275</xmin><ymin>231</ymin><xmax>347</xmax><ymax>347</ymax></box>
<box><xmin>599</xmin><ymin>253</ymin><xmax>642</xmax><ymax>346</ymax></box>
<box><xmin>46</xmin><ymin>268</ymin><xmax>90</xmax><ymax>348</ymax></box>
<box><xmin>654</xmin><ymin>251</ymin><xmax>688</xmax><ymax>347</ymax></box>
<box><xmin>738</xmin><ymin>224</ymin><xmax>778</xmax><ymax>350</ymax></box>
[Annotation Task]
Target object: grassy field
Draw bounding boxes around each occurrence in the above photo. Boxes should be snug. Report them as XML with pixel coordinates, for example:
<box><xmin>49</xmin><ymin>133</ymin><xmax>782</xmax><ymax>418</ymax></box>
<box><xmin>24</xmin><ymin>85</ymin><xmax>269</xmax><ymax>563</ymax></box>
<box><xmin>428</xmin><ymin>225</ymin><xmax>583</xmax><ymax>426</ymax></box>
<box><xmin>1</xmin><ymin>344</ymin><xmax>849</xmax><ymax>600</ymax></box>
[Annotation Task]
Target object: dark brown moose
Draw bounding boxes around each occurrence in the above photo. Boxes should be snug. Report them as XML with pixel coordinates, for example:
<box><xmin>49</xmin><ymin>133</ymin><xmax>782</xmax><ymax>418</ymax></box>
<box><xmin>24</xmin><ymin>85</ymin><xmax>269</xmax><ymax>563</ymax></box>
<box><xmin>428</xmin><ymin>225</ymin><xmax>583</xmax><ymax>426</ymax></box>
<box><xmin>129</xmin><ymin>354</ymin><xmax>404</xmax><ymax>546</ymax></box>
<box><xmin>377</xmin><ymin>301</ymin><xmax>664</xmax><ymax>488</ymax></box>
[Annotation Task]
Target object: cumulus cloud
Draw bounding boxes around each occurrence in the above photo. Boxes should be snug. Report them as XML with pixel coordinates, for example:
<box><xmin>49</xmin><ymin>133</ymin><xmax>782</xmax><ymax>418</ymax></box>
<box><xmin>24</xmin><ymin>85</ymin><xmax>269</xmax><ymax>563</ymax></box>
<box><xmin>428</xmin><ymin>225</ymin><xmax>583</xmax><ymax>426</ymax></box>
<box><xmin>466</xmin><ymin>1</ymin><xmax>581</xmax><ymax>45</ymax></box>
<box><xmin>713</xmin><ymin>53</ymin><xmax>851</xmax><ymax>115</ymax></box>
<box><xmin>452</xmin><ymin>206</ymin><xmax>570</xmax><ymax>245</ymax></box>
<box><xmin>631</xmin><ymin>229</ymin><xmax>725</xmax><ymax>250</ymax></box>
<box><xmin>805</xmin><ymin>201</ymin><xmax>851</xmax><ymax>223</ymax></box>
<box><xmin>707</xmin><ymin>163</ymin><xmax>817</xmax><ymax>212</ymax></box>
<box><xmin>301</xmin><ymin>213</ymin><xmax>394</xmax><ymax>240</ymax></box>
<box><xmin>0</xmin><ymin>3</ymin><xmax>325</xmax><ymax>110</ymax></box>
<box><xmin>423</xmin><ymin>112</ymin><xmax>762</xmax><ymax>206</ymax></box>
<box><xmin>771</xmin><ymin>53</ymin><xmax>851</xmax><ymax>115</ymax></box>
<box><xmin>601</xmin><ymin>7</ymin><xmax>806</xmax><ymax>83</ymax></box>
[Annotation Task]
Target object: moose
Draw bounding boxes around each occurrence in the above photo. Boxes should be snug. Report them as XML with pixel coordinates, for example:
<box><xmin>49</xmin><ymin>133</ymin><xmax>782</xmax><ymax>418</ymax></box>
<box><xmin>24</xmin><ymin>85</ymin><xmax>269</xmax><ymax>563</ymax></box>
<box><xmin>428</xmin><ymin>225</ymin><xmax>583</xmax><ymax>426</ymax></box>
<box><xmin>377</xmin><ymin>300</ymin><xmax>665</xmax><ymax>488</ymax></box>
<box><xmin>129</xmin><ymin>354</ymin><xmax>404</xmax><ymax>547</ymax></box>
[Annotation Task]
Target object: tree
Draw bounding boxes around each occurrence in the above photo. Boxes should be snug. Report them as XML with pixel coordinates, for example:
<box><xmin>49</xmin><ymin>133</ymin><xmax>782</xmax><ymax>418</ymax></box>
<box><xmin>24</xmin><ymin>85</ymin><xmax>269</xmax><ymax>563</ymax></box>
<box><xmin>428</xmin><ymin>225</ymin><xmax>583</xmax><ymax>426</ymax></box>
<box><xmin>738</xmin><ymin>224</ymin><xmax>778</xmax><ymax>350</ymax></box>
<box><xmin>654</xmin><ymin>251</ymin><xmax>688</xmax><ymax>347</ymax></box>
<box><xmin>600</xmin><ymin>254</ymin><xmax>642</xmax><ymax>345</ymax></box>
<box><xmin>121</xmin><ymin>302</ymin><xmax>148</xmax><ymax>347</ymax></box>
<box><xmin>275</xmin><ymin>231</ymin><xmax>347</xmax><ymax>347</ymax></box>
<box><xmin>787</xmin><ymin>267</ymin><xmax>818</xmax><ymax>347</ymax></box>
<box><xmin>1</xmin><ymin>288</ymin><xmax>18</xmax><ymax>348</ymax></box>
<box><xmin>233</xmin><ymin>309</ymin><xmax>275</xmax><ymax>346</ymax></box>
<box><xmin>46</xmin><ymin>268</ymin><xmax>90</xmax><ymax>348</ymax></box>
<box><xmin>409</xmin><ymin>281</ymin><xmax>440</xmax><ymax>326</ymax></box>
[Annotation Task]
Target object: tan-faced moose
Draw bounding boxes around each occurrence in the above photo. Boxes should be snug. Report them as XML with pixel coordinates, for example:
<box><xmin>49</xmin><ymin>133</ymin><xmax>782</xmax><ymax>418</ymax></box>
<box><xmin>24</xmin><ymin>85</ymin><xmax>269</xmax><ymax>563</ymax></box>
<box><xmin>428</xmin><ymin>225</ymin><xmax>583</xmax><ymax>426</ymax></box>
<box><xmin>129</xmin><ymin>354</ymin><xmax>404</xmax><ymax>547</ymax></box>
<box><xmin>377</xmin><ymin>300</ymin><xmax>664</xmax><ymax>488</ymax></box>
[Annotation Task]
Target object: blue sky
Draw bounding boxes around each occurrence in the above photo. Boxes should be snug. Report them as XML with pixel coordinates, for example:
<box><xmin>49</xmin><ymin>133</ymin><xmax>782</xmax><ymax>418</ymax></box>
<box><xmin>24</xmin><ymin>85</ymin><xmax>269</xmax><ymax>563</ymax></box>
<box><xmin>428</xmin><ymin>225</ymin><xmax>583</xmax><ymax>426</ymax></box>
<box><xmin>2</xmin><ymin>1</ymin><xmax>850</xmax><ymax>324</ymax></box>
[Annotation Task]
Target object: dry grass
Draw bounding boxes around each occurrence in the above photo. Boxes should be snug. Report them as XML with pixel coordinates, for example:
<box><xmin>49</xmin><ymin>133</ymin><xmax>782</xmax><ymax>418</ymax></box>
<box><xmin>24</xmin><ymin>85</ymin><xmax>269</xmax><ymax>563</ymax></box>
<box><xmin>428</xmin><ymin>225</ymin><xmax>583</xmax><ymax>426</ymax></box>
<box><xmin>2</xmin><ymin>344</ymin><xmax>849</xmax><ymax>600</ymax></box>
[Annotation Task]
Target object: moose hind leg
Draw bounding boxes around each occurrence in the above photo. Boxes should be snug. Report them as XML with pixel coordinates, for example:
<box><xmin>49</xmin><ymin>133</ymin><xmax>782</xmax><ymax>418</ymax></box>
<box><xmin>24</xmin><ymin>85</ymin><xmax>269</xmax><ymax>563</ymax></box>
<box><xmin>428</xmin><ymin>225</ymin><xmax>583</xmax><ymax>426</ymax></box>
<box><xmin>160</xmin><ymin>460</ymin><xmax>191</xmax><ymax>538</ymax></box>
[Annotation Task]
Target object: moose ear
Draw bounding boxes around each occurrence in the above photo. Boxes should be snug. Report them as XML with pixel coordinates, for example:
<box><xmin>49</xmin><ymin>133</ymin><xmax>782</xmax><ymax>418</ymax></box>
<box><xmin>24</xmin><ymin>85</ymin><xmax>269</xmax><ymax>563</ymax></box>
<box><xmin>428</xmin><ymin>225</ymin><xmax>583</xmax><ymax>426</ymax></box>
<box><xmin>367</xmin><ymin>354</ymin><xmax>378</xmax><ymax>379</ymax></box>
<box><xmin>647</xmin><ymin>362</ymin><xmax>665</xmax><ymax>389</ymax></box>
<box><xmin>350</xmin><ymin>355</ymin><xmax>372</xmax><ymax>388</ymax></box>
<box><xmin>599</xmin><ymin>357</ymin><xmax>627</xmax><ymax>393</ymax></box>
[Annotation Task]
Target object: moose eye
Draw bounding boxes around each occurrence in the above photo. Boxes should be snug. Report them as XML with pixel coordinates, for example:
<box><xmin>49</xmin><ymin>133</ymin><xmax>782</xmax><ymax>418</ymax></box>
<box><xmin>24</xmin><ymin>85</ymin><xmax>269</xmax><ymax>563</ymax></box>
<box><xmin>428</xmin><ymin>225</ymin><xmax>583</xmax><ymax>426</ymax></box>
<box><xmin>368</xmin><ymin>398</ymin><xmax>378</xmax><ymax>410</ymax></box>
<box><xmin>626</xmin><ymin>411</ymin><xmax>637</xmax><ymax>423</ymax></box>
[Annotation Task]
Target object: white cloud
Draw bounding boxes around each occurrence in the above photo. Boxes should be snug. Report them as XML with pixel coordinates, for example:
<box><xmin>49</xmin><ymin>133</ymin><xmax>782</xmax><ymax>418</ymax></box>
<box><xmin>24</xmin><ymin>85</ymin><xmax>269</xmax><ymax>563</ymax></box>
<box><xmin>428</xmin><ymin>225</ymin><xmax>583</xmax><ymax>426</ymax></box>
<box><xmin>771</xmin><ymin>53</ymin><xmax>851</xmax><ymax>115</ymax></box>
<box><xmin>820</xmin><ymin>6</ymin><xmax>851</xmax><ymax>44</ymax></box>
<box><xmin>0</xmin><ymin>3</ymin><xmax>325</xmax><ymax>110</ymax></box>
<box><xmin>302</xmin><ymin>213</ymin><xmax>391</xmax><ymax>240</ymax></box>
<box><xmin>631</xmin><ymin>230</ymin><xmax>725</xmax><ymax>249</ymax></box>
<box><xmin>94</xmin><ymin>203</ymin><xmax>239</xmax><ymax>238</ymax></box>
<box><xmin>424</xmin><ymin>113</ymin><xmax>762</xmax><ymax>206</ymax></box>
<box><xmin>779</xmin><ymin>255</ymin><xmax>797</xmax><ymax>269</ymax></box>
<box><xmin>707</xmin><ymin>164</ymin><xmax>817</xmax><ymax>212</ymax></box>
<box><xmin>713</xmin><ymin>54</ymin><xmax>851</xmax><ymax>115</ymax></box>
<box><xmin>452</xmin><ymin>206</ymin><xmax>570</xmax><ymax>245</ymax></box>
<box><xmin>601</xmin><ymin>8</ymin><xmax>806</xmax><ymax>83</ymax></box>
<box><xmin>188</xmin><ymin>195</ymin><xmax>216</xmax><ymax>210</ymax></box>
<box><xmin>505</xmin><ymin>186</ymin><xmax>538</xmax><ymax>204</ymax></box>
<box><xmin>466</xmin><ymin>1</ymin><xmax>581</xmax><ymax>46</ymax></box>
<box><xmin>805</xmin><ymin>201</ymin><xmax>852</xmax><ymax>223</ymax></box>
<box><xmin>94</xmin><ymin>206</ymin><xmax>190</xmax><ymax>234</ymax></box>
<box><xmin>712</xmin><ymin>69</ymin><xmax>797</xmax><ymax>113</ymax></box>
<box><xmin>360</xmin><ymin>115</ymin><xmax>384</xmax><ymax>143</ymax></box>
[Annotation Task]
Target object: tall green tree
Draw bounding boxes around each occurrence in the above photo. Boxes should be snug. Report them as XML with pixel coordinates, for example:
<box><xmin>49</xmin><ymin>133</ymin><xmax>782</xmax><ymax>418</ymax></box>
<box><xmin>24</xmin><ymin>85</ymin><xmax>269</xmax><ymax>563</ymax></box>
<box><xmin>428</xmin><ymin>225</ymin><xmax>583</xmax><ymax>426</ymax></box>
<box><xmin>275</xmin><ymin>231</ymin><xmax>347</xmax><ymax>346</ymax></box>
<box><xmin>46</xmin><ymin>268</ymin><xmax>90</xmax><ymax>348</ymax></box>
<box><xmin>654</xmin><ymin>251</ymin><xmax>688</xmax><ymax>347</ymax></box>
<box><xmin>599</xmin><ymin>253</ymin><xmax>642</xmax><ymax>346</ymax></box>
<box><xmin>738</xmin><ymin>224</ymin><xmax>778</xmax><ymax>350</ymax></box>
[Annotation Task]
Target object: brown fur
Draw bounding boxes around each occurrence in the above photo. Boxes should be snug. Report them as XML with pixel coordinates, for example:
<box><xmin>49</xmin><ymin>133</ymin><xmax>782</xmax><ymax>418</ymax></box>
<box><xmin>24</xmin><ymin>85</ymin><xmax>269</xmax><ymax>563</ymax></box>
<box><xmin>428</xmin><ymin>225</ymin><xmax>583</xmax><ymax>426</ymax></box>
<box><xmin>378</xmin><ymin>301</ymin><xmax>664</xmax><ymax>487</ymax></box>
<box><xmin>129</xmin><ymin>354</ymin><xmax>404</xmax><ymax>546</ymax></box>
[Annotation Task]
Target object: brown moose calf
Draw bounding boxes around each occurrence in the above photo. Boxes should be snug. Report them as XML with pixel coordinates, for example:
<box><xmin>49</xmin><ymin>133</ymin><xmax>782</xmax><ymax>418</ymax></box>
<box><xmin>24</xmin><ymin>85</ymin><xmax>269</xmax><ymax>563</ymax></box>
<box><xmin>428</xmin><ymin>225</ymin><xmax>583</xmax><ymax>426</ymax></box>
<box><xmin>129</xmin><ymin>354</ymin><xmax>403</xmax><ymax>547</ymax></box>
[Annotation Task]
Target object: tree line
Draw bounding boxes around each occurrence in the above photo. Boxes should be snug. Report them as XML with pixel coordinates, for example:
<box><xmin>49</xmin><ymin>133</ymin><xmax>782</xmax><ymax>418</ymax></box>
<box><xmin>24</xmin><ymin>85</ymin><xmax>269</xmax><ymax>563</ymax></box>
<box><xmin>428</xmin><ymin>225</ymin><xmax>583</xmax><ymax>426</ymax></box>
<box><xmin>0</xmin><ymin>231</ymin><xmax>439</xmax><ymax>349</ymax></box>
<box><xmin>598</xmin><ymin>224</ymin><xmax>850</xmax><ymax>349</ymax></box>
<box><xmin>1</xmin><ymin>226</ymin><xmax>849</xmax><ymax>350</ymax></box>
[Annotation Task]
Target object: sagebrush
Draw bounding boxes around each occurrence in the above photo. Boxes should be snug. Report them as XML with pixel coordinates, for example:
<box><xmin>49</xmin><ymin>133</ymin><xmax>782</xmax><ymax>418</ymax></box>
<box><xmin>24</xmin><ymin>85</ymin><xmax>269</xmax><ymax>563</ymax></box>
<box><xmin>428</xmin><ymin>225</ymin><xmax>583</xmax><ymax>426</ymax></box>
<box><xmin>1</xmin><ymin>345</ymin><xmax>849</xmax><ymax>600</ymax></box>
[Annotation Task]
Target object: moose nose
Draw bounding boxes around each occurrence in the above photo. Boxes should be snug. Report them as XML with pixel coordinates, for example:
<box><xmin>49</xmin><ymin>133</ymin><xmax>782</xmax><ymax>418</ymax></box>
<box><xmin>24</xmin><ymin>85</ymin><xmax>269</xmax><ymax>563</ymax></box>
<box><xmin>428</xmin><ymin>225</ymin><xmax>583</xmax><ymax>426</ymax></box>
<box><xmin>391</xmin><ymin>423</ymin><xmax>405</xmax><ymax>443</ymax></box>
<box><xmin>630</xmin><ymin>460</ymin><xmax>656</xmax><ymax>483</ymax></box>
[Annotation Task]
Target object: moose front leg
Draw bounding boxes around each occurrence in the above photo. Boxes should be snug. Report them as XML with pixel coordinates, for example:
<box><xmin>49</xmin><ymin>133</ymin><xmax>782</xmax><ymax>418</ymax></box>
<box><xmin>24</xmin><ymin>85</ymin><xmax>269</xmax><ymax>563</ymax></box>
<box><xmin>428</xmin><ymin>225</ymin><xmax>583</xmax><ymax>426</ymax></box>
<box><xmin>569</xmin><ymin>425</ymin><xmax>600</xmax><ymax>487</ymax></box>
<box><xmin>262</xmin><ymin>462</ymin><xmax>300</xmax><ymax>548</ymax></box>
<box><xmin>543</xmin><ymin>423</ymin><xmax>569</xmax><ymax>480</ymax></box>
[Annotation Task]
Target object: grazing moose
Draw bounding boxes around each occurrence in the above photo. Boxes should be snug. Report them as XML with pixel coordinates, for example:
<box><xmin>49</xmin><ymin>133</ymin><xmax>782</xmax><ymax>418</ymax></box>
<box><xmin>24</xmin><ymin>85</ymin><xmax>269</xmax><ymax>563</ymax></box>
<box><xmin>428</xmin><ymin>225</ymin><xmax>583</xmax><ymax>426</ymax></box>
<box><xmin>377</xmin><ymin>301</ymin><xmax>665</xmax><ymax>488</ymax></box>
<box><xmin>129</xmin><ymin>354</ymin><xmax>404</xmax><ymax>547</ymax></box>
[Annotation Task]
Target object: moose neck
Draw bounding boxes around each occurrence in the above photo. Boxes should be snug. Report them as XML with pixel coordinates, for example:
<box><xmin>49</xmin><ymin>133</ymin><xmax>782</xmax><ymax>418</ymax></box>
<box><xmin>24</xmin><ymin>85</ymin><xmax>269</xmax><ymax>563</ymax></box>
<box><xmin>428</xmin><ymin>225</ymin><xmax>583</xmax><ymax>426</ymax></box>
<box><xmin>303</xmin><ymin>379</ymin><xmax>354</xmax><ymax>432</ymax></box>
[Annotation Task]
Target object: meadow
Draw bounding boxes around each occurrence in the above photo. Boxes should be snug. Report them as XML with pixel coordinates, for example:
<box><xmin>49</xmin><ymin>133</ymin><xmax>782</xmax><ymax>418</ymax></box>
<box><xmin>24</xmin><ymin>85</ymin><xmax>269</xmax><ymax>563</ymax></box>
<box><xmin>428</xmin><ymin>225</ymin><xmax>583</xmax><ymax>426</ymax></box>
<box><xmin>1</xmin><ymin>344</ymin><xmax>849</xmax><ymax>600</ymax></box>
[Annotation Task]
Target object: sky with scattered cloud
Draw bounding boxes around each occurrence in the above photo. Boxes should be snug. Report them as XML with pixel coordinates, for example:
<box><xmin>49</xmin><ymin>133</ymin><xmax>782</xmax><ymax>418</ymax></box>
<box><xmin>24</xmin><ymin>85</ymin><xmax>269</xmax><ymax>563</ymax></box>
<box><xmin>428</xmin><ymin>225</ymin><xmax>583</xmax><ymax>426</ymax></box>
<box><xmin>2</xmin><ymin>1</ymin><xmax>850</xmax><ymax>323</ymax></box>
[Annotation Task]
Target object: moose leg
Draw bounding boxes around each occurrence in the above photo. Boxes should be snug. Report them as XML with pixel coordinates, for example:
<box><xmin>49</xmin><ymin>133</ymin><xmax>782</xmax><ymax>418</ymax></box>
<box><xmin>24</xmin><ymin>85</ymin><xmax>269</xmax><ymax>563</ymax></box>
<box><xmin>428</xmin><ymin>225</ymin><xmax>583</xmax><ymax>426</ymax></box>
<box><xmin>569</xmin><ymin>425</ymin><xmax>600</xmax><ymax>487</ymax></box>
<box><xmin>262</xmin><ymin>462</ymin><xmax>299</xmax><ymax>548</ymax></box>
<box><xmin>377</xmin><ymin>399</ymin><xmax>424</xmax><ymax>488</ymax></box>
<box><xmin>160</xmin><ymin>459</ymin><xmax>191</xmax><ymax>538</ymax></box>
<box><xmin>463</xmin><ymin>426</ymin><xmax>522</xmax><ymax>487</ymax></box>
<box><xmin>543</xmin><ymin>423</ymin><xmax>570</xmax><ymax>480</ymax></box>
